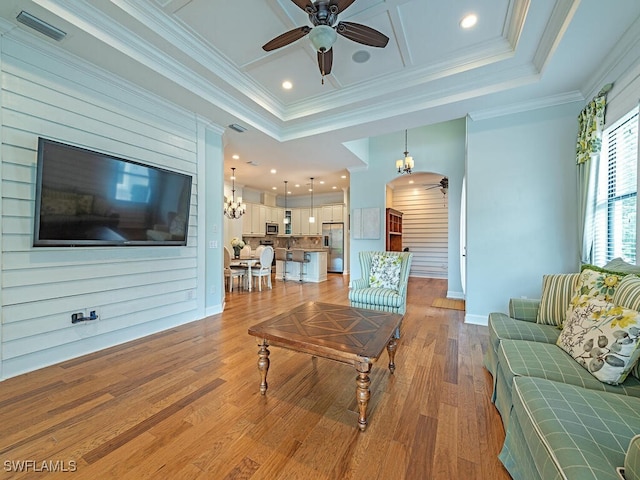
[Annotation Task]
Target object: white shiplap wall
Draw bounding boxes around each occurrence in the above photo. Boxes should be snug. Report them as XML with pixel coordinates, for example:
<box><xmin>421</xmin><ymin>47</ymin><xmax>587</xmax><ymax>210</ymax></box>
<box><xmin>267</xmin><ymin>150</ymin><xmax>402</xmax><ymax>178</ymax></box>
<box><xmin>392</xmin><ymin>184</ymin><xmax>449</xmax><ymax>278</ymax></box>
<box><xmin>1</xmin><ymin>35</ymin><xmax>202</xmax><ymax>379</ymax></box>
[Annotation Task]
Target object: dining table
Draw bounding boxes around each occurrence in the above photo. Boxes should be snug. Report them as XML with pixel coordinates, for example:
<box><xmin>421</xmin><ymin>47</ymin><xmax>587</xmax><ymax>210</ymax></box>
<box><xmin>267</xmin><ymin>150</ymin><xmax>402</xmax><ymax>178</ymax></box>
<box><xmin>229</xmin><ymin>256</ymin><xmax>259</xmax><ymax>291</ymax></box>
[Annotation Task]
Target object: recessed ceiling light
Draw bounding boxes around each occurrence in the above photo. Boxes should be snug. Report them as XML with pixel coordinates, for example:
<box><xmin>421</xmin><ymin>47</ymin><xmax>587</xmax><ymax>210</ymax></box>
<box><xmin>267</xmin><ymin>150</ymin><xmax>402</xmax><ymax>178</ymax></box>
<box><xmin>282</xmin><ymin>80</ymin><xmax>293</xmax><ymax>90</ymax></box>
<box><xmin>272</xmin><ymin>186</ymin><xmax>277</xmax><ymax>190</ymax></box>
<box><xmin>332</xmin><ymin>186</ymin><xmax>337</xmax><ymax>189</ymax></box>
<box><xmin>460</xmin><ymin>14</ymin><xmax>477</xmax><ymax>29</ymax></box>
<box><xmin>319</xmin><ymin>180</ymin><xmax>325</xmax><ymax>184</ymax></box>
<box><xmin>341</xmin><ymin>175</ymin><xmax>346</xmax><ymax>179</ymax></box>
<box><xmin>232</xmin><ymin>154</ymin><xmax>239</xmax><ymax>160</ymax></box>
<box><xmin>270</xmin><ymin>169</ymin><xmax>276</xmax><ymax>174</ymax></box>
<box><xmin>295</xmin><ymin>184</ymin><xmax>300</xmax><ymax>188</ymax></box>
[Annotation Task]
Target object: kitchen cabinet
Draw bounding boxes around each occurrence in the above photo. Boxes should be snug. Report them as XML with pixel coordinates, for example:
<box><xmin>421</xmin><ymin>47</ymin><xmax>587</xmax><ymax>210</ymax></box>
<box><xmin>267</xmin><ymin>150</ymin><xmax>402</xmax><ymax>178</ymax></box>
<box><xmin>264</xmin><ymin>206</ymin><xmax>282</xmax><ymax>224</ymax></box>
<box><xmin>242</xmin><ymin>203</ymin><xmax>266</xmax><ymax>236</ymax></box>
<box><xmin>292</xmin><ymin>208</ymin><xmax>321</xmax><ymax>235</ymax></box>
<box><xmin>321</xmin><ymin>204</ymin><xmax>344</xmax><ymax>223</ymax></box>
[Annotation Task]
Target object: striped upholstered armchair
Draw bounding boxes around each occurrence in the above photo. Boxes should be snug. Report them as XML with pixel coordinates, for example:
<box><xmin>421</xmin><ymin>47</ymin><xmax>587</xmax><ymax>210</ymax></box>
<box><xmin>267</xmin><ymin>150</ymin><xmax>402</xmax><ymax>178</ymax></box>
<box><xmin>349</xmin><ymin>251</ymin><xmax>413</xmax><ymax>315</ymax></box>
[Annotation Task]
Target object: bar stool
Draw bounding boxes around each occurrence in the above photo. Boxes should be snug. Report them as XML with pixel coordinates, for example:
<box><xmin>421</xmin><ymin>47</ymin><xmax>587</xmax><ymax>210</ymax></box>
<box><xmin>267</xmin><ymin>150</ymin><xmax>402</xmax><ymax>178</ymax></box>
<box><xmin>291</xmin><ymin>249</ymin><xmax>307</xmax><ymax>283</ymax></box>
<box><xmin>275</xmin><ymin>248</ymin><xmax>288</xmax><ymax>281</ymax></box>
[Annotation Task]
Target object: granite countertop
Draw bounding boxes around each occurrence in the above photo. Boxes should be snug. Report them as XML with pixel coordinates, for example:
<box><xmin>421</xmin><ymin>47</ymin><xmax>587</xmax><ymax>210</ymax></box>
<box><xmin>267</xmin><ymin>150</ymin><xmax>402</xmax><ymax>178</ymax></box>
<box><xmin>281</xmin><ymin>248</ymin><xmax>328</xmax><ymax>253</ymax></box>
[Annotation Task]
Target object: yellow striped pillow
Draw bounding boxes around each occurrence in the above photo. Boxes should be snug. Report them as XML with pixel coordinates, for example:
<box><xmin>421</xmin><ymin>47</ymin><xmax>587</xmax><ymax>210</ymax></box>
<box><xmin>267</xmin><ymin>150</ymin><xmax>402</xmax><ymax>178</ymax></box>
<box><xmin>536</xmin><ymin>273</ymin><xmax>580</xmax><ymax>326</ymax></box>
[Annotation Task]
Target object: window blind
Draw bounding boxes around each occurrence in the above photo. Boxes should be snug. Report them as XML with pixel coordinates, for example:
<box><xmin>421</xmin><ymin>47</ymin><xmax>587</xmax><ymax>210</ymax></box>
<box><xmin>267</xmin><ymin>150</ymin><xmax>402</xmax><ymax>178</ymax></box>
<box><xmin>593</xmin><ymin>107</ymin><xmax>639</xmax><ymax>265</ymax></box>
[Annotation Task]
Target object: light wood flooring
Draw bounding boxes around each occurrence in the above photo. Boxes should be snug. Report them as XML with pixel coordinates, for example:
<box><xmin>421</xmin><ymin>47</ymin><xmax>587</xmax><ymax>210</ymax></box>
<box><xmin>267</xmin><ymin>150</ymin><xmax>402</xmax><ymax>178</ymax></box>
<box><xmin>0</xmin><ymin>275</ymin><xmax>510</xmax><ymax>479</ymax></box>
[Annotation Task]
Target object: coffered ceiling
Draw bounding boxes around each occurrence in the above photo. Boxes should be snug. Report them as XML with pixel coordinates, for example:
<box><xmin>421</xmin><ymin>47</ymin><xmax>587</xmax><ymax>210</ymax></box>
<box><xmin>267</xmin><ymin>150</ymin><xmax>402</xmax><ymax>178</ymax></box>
<box><xmin>1</xmin><ymin>0</ymin><xmax>639</xmax><ymax>195</ymax></box>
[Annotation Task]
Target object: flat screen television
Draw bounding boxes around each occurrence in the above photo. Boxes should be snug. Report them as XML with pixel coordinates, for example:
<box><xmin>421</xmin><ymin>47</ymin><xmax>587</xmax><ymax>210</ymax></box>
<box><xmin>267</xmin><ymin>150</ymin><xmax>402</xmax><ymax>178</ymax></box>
<box><xmin>33</xmin><ymin>138</ymin><xmax>192</xmax><ymax>247</ymax></box>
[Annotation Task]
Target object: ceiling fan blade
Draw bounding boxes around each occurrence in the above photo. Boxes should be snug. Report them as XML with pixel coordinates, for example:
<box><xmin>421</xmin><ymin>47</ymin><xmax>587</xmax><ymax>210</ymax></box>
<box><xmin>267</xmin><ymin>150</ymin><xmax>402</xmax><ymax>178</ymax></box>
<box><xmin>330</xmin><ymin>0</ymin><xmax>357</xmax><ymax>14</ymax></box>
<box><xmin>317</xmin><ymin>48</ymin><xmax>333</xmax><ymax>75</ymax></box>
<box><xmin>336</xmin><ymin>21</ymin><xmax>389</xmax><ymax>48</ymax></box>
<box><xmin>262</xmin><ymin>26</ymin><xmax>311</xmax><ymax>51</ymax></box>
<box><xmin>290</xmin><ymin>0</ymin><xmax>314</xmax><ymax>12</ymax></box>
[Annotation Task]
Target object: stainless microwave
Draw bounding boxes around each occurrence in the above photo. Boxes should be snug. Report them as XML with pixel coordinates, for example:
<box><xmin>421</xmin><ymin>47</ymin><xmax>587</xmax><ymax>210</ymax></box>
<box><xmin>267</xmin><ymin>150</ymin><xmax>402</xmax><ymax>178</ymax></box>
<box><xmin>266</xmin><ymin>223</ymin><xmax>279</xmax><ymax>235</ymax></box>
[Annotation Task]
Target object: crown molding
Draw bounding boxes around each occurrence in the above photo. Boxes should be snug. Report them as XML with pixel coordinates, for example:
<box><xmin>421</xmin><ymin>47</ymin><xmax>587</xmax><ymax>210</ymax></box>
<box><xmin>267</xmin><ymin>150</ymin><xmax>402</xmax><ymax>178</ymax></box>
<box><xmin>33</xmin><ymin>0</ymin><xmax>283</xmax><ymax>138</ymax></box>
<box><xmin>532</xmin><ymin>0</ymin><xmax>581</xmax><ymax>73</ymax></box>
<box><xmin>112</xmin><ymin>0</ymin><xmax>285</xmax><ymax>117</ymax></box>
<box><xmin>284</xmin><ymin>37</ymin><xmax>516</xmax><ymax>122</ymax></box>
<box><xmin>581</xmin><ymin>13</ymin><xmax>640</xmax><ymax>101</ymax></box>
<box><xmin>281</xmin><ymin>63</ymin><xmax>541</xmax><ymax>140</ymax></box>
<box><xmin>468</xmin><ymin>90</ymin><xmax>584</xmax><ymax>121</ymax></box>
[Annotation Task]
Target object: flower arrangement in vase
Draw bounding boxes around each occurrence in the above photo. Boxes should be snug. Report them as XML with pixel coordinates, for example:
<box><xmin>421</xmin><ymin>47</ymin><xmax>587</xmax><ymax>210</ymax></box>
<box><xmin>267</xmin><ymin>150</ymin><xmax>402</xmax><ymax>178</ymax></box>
<box><xmin>230</xmin><ymin>237</ymin><xmax>245</xmax><ymax>258</ymax></box>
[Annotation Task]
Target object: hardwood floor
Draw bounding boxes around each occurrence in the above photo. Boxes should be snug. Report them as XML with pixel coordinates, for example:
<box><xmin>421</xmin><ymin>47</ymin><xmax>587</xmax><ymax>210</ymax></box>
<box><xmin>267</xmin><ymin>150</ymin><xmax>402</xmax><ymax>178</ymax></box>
<box><xmin>0</xmin><ymin>275</ymin><xmax>510</xmax><ymax>479</ymax></box>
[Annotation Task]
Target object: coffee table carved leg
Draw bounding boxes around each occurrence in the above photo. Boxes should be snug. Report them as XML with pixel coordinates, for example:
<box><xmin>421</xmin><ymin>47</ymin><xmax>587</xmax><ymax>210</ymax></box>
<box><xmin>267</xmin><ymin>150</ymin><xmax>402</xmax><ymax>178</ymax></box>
<box><xmin>257</xmin><ymin>340</ymin><xmax>270</xmax><ymax>395</ymax></box>
<box><xmin>387</xmin><ymin>337</ymin><xmax>398</xmax><ymax>374</ymax></box>
<box><xmin>355</xmin><ymin>362</ymin><xmax>372</xmax><ymax>431</ymax></box>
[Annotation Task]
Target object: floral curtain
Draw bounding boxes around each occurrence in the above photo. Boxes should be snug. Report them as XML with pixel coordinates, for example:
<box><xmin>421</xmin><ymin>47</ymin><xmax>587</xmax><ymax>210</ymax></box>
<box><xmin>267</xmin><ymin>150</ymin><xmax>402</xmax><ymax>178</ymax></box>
<box><xmin>577</xmin><ymin>91</ymin><xmax>608</xmax><ymax>264</ymax></box>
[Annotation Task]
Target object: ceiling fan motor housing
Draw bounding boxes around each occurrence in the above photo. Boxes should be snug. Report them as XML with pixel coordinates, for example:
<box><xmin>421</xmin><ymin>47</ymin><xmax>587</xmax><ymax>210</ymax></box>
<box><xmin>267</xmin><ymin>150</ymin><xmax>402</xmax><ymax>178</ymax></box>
<box><xmin>308</xmin><ymin>1</ymin><xmax>339</xmax><ymax>26</ymax></box>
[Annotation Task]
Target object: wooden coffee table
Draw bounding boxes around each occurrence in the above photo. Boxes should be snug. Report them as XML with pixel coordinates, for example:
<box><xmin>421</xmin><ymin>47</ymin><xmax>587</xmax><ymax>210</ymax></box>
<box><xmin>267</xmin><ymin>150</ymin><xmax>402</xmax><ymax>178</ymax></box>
<box><xmin>247</xmin><ymin>301</ymin><xmax>403</xmax><ymax>431</ymax></box>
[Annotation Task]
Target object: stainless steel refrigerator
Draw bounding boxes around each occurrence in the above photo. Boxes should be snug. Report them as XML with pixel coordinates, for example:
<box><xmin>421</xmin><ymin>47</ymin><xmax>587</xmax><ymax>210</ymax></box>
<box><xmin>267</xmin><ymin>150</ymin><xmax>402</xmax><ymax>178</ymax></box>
<box><xmin>322</xmin><ymin>222</ymin><xmax>344</xmax><ymax>273</ymax></box>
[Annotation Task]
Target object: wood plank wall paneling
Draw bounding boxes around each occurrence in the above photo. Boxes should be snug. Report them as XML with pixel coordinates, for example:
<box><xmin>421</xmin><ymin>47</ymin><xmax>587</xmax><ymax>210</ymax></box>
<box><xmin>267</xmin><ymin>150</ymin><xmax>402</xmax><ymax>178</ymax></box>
<box><xmin>0</xmin><ymin>37</ymin><xmax>201</xmax><ymax>379</ymax></box>
<box><xmin>392</xmin><ymin>185</ymin><xmax>449</xmax><ymax>278</ymax></box>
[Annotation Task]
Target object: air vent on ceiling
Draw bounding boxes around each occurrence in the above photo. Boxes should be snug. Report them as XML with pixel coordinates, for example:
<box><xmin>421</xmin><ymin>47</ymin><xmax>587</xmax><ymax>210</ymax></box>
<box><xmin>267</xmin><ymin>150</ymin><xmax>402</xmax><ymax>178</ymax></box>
<box><xmin>16</xmin><ymin>11</ymin><xmax>66</xmax><ymax>42</ymax></box>
<box><xmin>228</xmin><ymin>124</ymin><xmax>247</xmax><ymax>133</ymax></box>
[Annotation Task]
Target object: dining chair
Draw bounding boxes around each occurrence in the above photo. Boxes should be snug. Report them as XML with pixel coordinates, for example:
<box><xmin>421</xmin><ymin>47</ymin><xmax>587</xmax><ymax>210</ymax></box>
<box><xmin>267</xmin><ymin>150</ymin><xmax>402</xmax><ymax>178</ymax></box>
<box><xmin>254</xmin><ymin>245</ymin><xmax>266</xmax><ymax>267</ymax></box>
<box><xmin>224</xmin><ymin>246</ymin><xmax>244</xmax><ymax>292</ymax></box>
<box><xmin>251</xmin><ymin>246</ymin><xmax>274</xmax><ymax>291</ymax></box>
<box><xmin>240</xmin><ymin>245</ymin><xmax>252</xmax><ymax>258</ymax></box>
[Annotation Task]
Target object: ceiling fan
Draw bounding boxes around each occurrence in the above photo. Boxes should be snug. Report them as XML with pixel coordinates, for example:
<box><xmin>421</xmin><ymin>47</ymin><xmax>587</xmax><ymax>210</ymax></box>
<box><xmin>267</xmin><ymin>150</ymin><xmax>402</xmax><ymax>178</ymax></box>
<box><xmin>262</xmin><ymin>0</ymin><xmax>389</xmax><ymax>82</ymax></box>
<box><xmin>424</xmin><ymin>177</ymin><xmax>449</xmax><ymax>196</ymax></box>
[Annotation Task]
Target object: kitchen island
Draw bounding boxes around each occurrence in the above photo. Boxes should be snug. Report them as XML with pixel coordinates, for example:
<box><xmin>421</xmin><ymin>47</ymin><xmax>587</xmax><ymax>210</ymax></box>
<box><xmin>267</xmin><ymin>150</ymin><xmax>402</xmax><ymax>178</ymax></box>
<box><xmin>275</xmin><ymin>249</ymin><xmax>327</xmax><ymax>283</ymax></box>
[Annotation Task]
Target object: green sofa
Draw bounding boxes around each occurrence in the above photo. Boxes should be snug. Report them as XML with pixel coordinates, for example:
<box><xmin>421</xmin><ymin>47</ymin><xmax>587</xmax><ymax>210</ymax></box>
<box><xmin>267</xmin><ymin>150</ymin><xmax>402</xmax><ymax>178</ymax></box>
<box><xmin>485</xmin><ymin>261</ymin><xmax>640</xmax><ymax>480</ymax></box>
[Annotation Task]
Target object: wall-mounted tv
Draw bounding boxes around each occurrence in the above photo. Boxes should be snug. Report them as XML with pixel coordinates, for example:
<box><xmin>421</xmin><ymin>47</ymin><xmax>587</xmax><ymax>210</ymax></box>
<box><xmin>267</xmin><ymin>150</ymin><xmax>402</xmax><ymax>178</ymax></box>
<box><xmin>33</xmin><ymin>138</ymin><xmax>193</xmax><ymax>247</ymax></box>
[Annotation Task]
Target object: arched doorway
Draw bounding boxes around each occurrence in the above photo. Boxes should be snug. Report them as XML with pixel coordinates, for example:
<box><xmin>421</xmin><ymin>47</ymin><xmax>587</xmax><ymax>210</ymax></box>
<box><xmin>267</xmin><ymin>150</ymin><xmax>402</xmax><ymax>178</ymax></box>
<box><xmin>386</xmin><ymin>172</ymin><xmax>449</xmax><ymax>278</ymax></box>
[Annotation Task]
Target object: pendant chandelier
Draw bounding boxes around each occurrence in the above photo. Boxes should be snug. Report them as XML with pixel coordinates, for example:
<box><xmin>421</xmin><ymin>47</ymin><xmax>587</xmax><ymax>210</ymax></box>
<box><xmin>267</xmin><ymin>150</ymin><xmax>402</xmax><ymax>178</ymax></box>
<box><xmin>396</xmin><ymin>129</ymin><xmax>414</xmax><ymax>175</ymax></box>
<box><xmin>309</xmin><ymin>177</ymin><xmax>315</xmax><ymax>223</ymax></box>
<box><xmin>224</xmin><ymin>167</ymin><xmax>246</xmax><ymax>219</ymax></box>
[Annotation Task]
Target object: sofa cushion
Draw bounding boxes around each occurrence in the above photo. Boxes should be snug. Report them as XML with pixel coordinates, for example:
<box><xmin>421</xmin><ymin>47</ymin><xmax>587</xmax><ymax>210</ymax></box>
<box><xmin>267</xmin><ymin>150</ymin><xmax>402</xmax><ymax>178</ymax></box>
<box><xmin>536</xmin><ymin>273</ymin><xmax>579</xmax><ymax>326</ymax></box>
<box><xmin>606</xmin><ymin>258</ymin><xmax>640</xmax><ymax>275</ymax></box>
<box><xmin>500</xmin><ymin>376</ymin><xmax>640</xmax><ymax>480</ymax></box>
<box><xmin>557</xmin><ymin>298</ymin><xmax>640</xmax><ymax>385</ymax></box>
<box><xmin>625</xmin><ymin>435</ymin><xmax>640</xmax><ymax>480</ymax></box>
<box><xmin>485</xmin><ymin>312</ymin><xmax>560</xmax><ymax>379</ymax></box>
<box><xmin>348</xmin><ymin>287</ymin><xmax>403</xmax><ymax>309</ymax></box>
<box><xmin>369</xmin><ymin>253</ymin><xmax>401</xmax><ymax>290</ymax></box>
<box><xmin>494</xmin><ymin>339</ymin><xmax>640</xmax><ymax>428</ymax></box>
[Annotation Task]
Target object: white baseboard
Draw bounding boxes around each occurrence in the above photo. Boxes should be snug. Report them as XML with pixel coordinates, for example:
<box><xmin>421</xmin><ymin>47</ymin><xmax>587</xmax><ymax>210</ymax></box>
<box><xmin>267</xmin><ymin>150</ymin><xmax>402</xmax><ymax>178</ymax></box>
<box><xmin>464</xmin><ymin>313</ymin><xmax>488</xmax><ymax>326</ymax></box>
<box><xmin>446</xmin><ymin>290</ymin><xmax>465</xmax><ymax>300</ymax></box>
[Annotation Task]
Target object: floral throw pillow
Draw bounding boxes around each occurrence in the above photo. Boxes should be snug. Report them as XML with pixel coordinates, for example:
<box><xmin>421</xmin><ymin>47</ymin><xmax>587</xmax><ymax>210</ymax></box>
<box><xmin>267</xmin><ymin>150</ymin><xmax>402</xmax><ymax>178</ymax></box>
<box><xmin>369</xmin><ymin>253</ymin><xmax>402</xmax><ymax>291</ymax></box>
<box><xmin>566</xmin><ymin>267</ymin><xmax>626</xmax><ymax>320</ymax></box>
<box><xmin>557</xmin><ymin>298</ymin><xmax>640</xmax><ymax>385</ymax></box>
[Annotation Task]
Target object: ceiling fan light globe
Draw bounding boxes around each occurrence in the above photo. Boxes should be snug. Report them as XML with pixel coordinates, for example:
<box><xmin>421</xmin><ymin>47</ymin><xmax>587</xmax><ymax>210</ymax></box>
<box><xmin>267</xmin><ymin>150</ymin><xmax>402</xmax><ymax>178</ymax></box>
<box><xmin>309</xmin><ymin>25</ymin><xmax>337</xmax><ymax>52</ymax></box>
